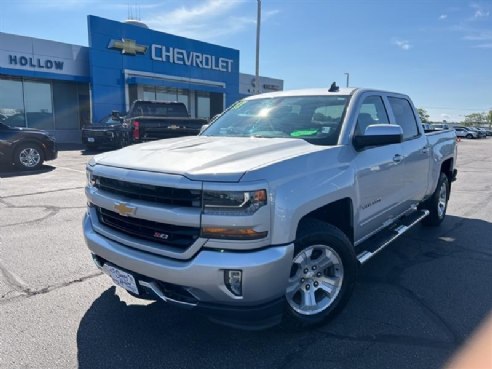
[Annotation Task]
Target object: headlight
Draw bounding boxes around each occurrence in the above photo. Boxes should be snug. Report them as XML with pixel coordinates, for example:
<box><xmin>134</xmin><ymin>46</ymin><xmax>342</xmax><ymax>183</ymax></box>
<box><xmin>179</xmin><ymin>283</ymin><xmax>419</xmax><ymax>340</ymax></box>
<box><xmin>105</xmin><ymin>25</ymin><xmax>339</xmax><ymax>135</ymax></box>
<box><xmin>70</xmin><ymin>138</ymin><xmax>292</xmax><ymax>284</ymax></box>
<box><xmin>202</xmin><ymin>190</ymin><xmax>267</xmax><ymax>215</ymax></box>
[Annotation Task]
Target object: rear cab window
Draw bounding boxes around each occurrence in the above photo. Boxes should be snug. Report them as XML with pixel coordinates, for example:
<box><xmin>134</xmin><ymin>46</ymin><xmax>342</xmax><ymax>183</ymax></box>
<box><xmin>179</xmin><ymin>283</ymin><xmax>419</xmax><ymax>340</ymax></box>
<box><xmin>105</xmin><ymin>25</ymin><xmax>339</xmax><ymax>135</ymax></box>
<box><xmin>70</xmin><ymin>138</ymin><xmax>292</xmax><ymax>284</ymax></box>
<box><xmin>387</xmin><ymin>96</ymin><xmax>420</xmax><ymax>140</ymax></box>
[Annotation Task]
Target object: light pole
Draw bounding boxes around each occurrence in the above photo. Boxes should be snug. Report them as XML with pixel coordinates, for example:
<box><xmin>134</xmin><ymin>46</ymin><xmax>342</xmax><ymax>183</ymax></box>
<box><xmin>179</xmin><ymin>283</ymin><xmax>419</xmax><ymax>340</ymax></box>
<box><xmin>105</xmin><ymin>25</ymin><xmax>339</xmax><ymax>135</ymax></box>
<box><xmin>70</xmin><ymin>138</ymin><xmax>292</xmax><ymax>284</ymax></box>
<box><xmin>344</xmin><ymin>72</ymin><xmax>350</xmax><ymax>88</ymax></box>
<box><xmin>255</xmin><ymin>0</ymin><xmax>261</xmax><ymax>94</ymax></box>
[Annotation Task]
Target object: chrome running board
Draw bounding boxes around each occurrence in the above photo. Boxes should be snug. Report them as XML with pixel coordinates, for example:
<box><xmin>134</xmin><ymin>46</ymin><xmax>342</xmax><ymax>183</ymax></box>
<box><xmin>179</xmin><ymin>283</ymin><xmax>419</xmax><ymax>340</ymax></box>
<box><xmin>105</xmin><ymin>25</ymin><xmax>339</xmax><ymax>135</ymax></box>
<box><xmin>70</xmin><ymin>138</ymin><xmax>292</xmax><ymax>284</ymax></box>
<box><xmin>356</xmin><ymin>209</ymin><xmax>429</xmax><ymax>264</ymax></box>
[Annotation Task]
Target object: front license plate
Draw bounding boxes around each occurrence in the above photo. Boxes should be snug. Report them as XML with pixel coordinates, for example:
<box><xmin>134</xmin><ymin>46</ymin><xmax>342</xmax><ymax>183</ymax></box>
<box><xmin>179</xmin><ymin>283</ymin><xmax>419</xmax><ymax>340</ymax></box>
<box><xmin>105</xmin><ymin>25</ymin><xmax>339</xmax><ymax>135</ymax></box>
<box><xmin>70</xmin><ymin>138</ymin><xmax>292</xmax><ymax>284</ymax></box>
<box><xmin>87</xmin><ymin>137</ymin><xmax>95</xmax><ymax>142</ymax></box>
<box><xmin>102</xmin><ymin>264</ymin><xmax>139</xmax><ymax>295</ymax></box>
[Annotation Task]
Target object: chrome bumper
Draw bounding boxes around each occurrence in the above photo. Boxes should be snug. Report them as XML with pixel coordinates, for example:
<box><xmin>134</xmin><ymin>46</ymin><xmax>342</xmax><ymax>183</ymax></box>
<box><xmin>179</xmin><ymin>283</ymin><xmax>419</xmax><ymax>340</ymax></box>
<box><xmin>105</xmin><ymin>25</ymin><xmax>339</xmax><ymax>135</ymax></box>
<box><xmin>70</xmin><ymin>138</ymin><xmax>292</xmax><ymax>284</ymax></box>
<box><xmin>83</xmin><ymin>213</ymin><xmax>294</xmax><ymax>306</ymax></box>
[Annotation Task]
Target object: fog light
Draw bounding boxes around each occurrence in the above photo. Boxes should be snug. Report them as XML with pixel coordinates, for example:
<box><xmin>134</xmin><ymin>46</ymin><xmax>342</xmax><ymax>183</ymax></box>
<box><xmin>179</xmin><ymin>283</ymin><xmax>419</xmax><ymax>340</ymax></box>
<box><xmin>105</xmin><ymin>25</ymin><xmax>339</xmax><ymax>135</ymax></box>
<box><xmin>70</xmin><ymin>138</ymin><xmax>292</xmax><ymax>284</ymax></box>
<box><xmin>224</xmin><ymin>270</ymin><xmax>242</xmax><ymax>296</ymax></box>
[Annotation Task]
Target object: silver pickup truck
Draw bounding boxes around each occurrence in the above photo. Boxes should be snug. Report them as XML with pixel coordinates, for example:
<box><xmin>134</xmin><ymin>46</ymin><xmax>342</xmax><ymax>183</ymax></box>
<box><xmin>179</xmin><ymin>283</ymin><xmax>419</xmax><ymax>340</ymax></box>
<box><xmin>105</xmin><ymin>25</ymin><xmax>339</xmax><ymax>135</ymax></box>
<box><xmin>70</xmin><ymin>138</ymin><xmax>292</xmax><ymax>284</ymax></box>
<box><xmin>83</xmin><ymin>87</ymin><xmax>457</xmax><ymax>329</ymax></box>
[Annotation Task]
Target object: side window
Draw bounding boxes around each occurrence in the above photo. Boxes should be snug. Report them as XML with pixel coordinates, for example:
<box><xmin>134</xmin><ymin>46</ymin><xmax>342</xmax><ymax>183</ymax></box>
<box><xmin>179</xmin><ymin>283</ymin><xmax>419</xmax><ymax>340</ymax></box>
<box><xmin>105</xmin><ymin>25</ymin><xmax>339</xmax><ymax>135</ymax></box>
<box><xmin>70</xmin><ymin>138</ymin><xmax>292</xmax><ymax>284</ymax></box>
<box><xmin>355</xmin><ymin>95</ymin><xmax>389</xmax><ymax>135</ymax></box>
<box><xmin>388</xmin><ymin>97</ymin><xmax>419</xmax><ymax>140</ymax></box>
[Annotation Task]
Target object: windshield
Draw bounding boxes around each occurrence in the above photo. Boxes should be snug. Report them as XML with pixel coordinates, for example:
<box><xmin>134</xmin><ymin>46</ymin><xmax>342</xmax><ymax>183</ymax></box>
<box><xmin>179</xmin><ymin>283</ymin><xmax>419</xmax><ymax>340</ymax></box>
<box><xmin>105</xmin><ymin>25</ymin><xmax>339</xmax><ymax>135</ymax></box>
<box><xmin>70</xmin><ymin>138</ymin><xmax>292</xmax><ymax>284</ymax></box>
<box><xmin>129</xmin><ymin>102</ymin><xmax>189</xmax><ymax>118</ymax></box>
<box><xmin>97</xmin><ymin>115</ymin><xmax>124</xmax><ymax>125</ymax></box>
<box><xmin>201</xmin><ymin>95</ymin><xmax>349</xmax><ymax>145</ymax></box>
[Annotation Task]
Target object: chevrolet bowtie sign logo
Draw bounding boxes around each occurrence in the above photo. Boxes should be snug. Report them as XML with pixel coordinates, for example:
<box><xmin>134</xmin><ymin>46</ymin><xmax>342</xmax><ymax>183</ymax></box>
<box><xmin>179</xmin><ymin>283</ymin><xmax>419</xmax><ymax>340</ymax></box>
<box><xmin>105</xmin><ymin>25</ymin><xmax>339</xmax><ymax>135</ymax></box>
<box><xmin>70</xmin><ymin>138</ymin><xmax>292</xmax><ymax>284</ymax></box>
<box><xmin>113</xmin><ymin>202</ymin><xmax>137</xmax><ymax>217</ymax></box>
<box><xmin>108</xmin><ymin>39</ymin><xmax>148</xmax><ymax>55</ymax></box>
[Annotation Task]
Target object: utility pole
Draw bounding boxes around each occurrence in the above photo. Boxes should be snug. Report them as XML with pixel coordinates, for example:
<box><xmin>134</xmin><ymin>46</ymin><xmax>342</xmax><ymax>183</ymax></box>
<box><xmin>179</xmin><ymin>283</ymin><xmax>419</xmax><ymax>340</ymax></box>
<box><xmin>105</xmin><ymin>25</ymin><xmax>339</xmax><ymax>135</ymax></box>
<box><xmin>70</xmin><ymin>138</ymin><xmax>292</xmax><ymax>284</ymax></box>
<box><xmin>344</xmin><ymin>72</ymin><xmax>350</xmax><ymax>88</ymax></box>
<box><xmin>255</xmin><ymin>0</ymin><xmax>261</xmax><ymax>94</ymax></box>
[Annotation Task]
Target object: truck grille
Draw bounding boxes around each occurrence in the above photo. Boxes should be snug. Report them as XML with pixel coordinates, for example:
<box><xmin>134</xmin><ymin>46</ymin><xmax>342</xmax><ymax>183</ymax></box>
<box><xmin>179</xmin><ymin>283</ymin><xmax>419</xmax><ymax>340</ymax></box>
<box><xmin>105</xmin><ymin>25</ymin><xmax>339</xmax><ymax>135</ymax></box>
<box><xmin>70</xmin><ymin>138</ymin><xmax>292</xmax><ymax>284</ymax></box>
<box><xmin>94</xmin><ymin>176</ymin><xmax>201</xmax><ymax>207</ymax></box>
<box><xmin>96</xmin><ymin>206</ymin><xmax>200</xmax><ymax>250</ymax></box>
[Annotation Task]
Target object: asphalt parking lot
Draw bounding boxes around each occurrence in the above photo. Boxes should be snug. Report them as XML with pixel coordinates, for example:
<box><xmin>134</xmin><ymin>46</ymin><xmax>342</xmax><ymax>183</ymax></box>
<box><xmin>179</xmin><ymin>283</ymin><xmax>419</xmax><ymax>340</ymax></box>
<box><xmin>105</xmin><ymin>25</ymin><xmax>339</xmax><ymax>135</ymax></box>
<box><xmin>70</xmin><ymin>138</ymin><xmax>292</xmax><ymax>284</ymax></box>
<box><xmin>1</xmin><ymin>139</ymin><xmax>491</xmax><ymax>369</ymax></box>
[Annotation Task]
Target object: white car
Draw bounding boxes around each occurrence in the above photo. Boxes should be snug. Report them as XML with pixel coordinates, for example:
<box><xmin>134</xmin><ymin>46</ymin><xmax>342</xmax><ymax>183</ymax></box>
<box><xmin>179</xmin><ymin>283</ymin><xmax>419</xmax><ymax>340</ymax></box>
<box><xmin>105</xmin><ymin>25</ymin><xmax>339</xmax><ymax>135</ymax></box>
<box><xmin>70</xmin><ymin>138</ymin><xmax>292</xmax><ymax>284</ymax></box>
<box><xmin>454</xmin><ymin>127</ymin><xmax>478</xmax><ymax>139</ymax></box>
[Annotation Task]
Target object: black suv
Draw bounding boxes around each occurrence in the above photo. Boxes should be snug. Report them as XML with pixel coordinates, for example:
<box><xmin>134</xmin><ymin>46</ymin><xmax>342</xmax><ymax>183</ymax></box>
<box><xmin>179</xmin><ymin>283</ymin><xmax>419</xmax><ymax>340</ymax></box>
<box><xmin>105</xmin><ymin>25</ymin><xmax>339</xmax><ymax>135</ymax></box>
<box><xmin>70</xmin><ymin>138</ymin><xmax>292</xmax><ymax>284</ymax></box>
<box><xmin>0</xmin><ymin>121</ymin><xmax>58</xmax><ymax>170</ymax></box>
<box><xmin>81</xmin><ymin>112</ymin><xmax>130</xmax><ymax>150</ymax></box>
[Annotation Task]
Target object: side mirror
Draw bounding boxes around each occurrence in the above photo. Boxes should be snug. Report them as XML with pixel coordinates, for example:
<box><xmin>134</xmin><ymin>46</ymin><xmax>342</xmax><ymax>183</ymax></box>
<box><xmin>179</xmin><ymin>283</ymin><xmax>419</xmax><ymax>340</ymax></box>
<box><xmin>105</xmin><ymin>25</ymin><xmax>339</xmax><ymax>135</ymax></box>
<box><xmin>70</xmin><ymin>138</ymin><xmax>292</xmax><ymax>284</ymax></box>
<box><xmin>111</xmin><ymin>110</ymin><xmax>121</xmax><ymax>120</ymax></box>
<box><xmin>353</xmin><ymin>124</ymin><xmax>403</xmax><ymax>150</ymax></box>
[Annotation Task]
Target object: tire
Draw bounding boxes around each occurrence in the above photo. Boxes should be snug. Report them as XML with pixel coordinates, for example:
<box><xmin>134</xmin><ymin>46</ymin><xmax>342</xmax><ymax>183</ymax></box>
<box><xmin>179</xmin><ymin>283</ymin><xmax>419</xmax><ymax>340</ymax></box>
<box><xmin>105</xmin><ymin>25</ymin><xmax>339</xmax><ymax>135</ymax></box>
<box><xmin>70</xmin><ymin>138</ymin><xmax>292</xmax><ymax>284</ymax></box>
<box><xmin>466</xmin><ymin>134</ymin><xmax>473</xmax><ymax>139</ymax></box>
<box><xmin>14</xmin><ymin>143</ymin><xmax>44</xmax><ymax>170</ymax></box>
<box><xmin>283</xmin><ymin>219</ymin><xmax>358</xmax><ymax>329</ymax></box>
<box><xmin>421</xmin><ymin>172</ymin><xmax>449</xmax><ymax>227</ymax></box>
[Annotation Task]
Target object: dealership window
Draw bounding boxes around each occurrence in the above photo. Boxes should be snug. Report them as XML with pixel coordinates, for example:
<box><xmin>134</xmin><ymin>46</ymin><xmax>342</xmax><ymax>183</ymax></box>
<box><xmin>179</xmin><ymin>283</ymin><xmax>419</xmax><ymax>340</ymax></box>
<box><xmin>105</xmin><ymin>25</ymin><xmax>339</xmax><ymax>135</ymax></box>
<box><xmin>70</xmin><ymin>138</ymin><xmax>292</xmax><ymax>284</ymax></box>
<box><xmin>143</xmin><ymin>86</ymin><xmax>156</xmax><ymax>100</ymax></box>
<box><xmin>24</xmin><ymin>81</ymin><xmax>54</xmax><ymax>130</ymax></box>
<box><xmin>142</xmin><ymin>85</ymin><xmax>190</xmax><ymax>111</ymax></box>
<box><xmin>0</xmin><ymin>78</ymin><xmax>25</xmax><ymax>127</ymax></box>
<box><xmin>196</xmin><ymin>92</ymin><xmax>211</xmax><ymax>119</ymax></box>
<box><xmin>0</xmin><ymin>76</ymin><xmax>88</xmax><ymax>130</ymax></box>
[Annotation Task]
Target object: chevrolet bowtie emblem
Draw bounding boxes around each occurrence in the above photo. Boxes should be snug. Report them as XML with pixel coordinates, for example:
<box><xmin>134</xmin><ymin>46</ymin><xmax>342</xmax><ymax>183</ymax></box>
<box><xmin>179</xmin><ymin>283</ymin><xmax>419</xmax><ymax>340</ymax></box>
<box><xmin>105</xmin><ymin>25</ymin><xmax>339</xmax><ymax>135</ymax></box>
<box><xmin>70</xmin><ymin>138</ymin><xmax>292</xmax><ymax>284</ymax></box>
<box><xmin>108</xmin><ymin>39</ymin><xmax>148</xmax><ymax>55</ymax></box>
<box><xmin>113</xmin><ymin>202</ymin><xmax>136</xmax><ymax>217</ymax></box>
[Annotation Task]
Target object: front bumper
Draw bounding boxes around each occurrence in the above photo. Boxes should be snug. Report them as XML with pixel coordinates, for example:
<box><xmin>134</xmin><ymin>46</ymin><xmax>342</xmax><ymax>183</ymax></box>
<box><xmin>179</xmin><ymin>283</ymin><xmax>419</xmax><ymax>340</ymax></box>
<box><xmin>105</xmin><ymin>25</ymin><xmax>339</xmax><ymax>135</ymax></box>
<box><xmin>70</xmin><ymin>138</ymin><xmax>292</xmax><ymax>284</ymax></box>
<box><xmin>83</xmin><ymin>213</ymin><xmax>293</xmax><ymax>328</ymax></box>
<box><xmin>44</xmin><ymin>141</ymin><xmax>58</xmax><ymax>161</ymax></box>
<box><xmin>82</xmin><ymin>131</ymin><xmax>119</xmax><ymax>146</ymax></box>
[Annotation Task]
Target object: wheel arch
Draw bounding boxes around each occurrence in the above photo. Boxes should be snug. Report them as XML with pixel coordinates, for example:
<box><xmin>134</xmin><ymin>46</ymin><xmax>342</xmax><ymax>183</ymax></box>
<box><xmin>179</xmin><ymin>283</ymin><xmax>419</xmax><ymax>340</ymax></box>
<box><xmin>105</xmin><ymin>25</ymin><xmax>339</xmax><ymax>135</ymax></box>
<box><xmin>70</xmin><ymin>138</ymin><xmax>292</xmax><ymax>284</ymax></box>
<box><xmin>10</xmin><ymin>139</ymin><xmax>46</xmax><ymax>163</ymax></box>
<box><xmin>296</xmin><ymin>198</ymin><xmax>354</xmax><ymax>244</ymax></box>
<box><xmin>440</xmin><ymin>158</ymin><xmax>454</xmax><ymax>183</ymax></box>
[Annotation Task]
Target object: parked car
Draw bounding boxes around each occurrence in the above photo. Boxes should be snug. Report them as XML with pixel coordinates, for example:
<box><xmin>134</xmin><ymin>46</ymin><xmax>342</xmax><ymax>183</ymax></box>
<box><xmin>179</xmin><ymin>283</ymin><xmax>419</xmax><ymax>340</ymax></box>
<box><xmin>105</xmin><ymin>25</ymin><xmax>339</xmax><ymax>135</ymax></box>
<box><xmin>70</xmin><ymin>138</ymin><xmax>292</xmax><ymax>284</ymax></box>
<box><xmin>84</xmin><ymin>86</ymin><xmax>457</xmax><ymax>329</ymax></box>
<box><xmin>81</xmin><ymin>112</ymin><xmax>130</xmax><ymax>150</ymax></box>
<box><xmin>124</xmin><ymin>100</ymin><xmax>208</xmax><ymax>143</ymax></box>
<box><xmin>469</xmin><ymin>127</ymin><xmax>486</xmax><ymax>138</ymax></box>
<box><xmin>431</xmin><ymin>123</ymin><xmax>450</xmax><ymax>130</ymax></box>
<box><xmin>421</xmin><ymin>123</ymin><xmax>435</xmax><ymax>132</ymax></box>
<box><xmin>0</xmin><ymin>121</ymin><xmax>57</xmax><ymax>170</ymax></box>
<box><xmin>475</xmin><ymin>127</ymin><xmax>490</xmax><ymax>137</ymax></box>
<box><xmin>454</xmin><ymin>126</ymin><xmax>478</xmax><ymax>139</ymax></box>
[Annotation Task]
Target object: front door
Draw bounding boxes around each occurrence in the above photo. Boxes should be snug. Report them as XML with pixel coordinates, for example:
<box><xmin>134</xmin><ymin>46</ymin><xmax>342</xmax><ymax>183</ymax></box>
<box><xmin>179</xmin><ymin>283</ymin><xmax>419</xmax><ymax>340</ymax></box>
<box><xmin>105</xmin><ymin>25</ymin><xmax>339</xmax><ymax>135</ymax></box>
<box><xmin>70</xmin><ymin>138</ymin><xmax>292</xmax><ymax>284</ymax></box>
<box><xmin>352</xmin><ymin>94</ymin><xmax>407</xmax><ymax>243</ymax></box>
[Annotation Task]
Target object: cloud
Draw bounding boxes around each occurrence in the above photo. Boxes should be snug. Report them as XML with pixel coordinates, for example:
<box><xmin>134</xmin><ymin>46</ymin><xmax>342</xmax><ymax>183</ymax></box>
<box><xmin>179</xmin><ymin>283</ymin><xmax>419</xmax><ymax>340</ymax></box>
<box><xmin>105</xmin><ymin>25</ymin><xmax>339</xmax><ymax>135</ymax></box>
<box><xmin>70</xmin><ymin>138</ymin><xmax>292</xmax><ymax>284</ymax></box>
<box><xmin>474</xmin><ymin>9</ymin><xmax>490</xmax><ymax>18</ymax></box>
<box><xmin>439</xmin><ymin>14</ymin><xmax>448</xmax><ymax>20</ymax></box>
<box><xmin>473</xmin><ymin>43</ymin><xmax>492</xmax><ymax>48</ymax></box>
<box><xmin>143</xmin><ymin>0</ymin><xmax>278</xmax><ymax>42</ymax></box>
<box><xmin>471</xmin><ymin>3</ymin><xmax>490</xmax><ymax>19</ymax></box>
<box><xmin>463</xmin><ymin>31</ymin><xmax>492</xmax><ymax>41</ymax></box>
<box><xmin>392</xmin><ymin>39</ymin><xmax>412</xmax><ymax>50</ymax></box>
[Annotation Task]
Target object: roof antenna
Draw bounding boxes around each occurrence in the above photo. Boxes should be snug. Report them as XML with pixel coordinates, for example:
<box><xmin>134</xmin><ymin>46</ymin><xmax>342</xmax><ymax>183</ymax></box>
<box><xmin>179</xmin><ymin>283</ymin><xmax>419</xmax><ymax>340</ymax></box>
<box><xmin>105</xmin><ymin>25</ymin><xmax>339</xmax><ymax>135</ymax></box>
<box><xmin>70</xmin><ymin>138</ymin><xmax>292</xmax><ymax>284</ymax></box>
<box><xmin>328</xmin><ymin>82</ymin><xmax>339</xmax><ymax>92</ymax></box>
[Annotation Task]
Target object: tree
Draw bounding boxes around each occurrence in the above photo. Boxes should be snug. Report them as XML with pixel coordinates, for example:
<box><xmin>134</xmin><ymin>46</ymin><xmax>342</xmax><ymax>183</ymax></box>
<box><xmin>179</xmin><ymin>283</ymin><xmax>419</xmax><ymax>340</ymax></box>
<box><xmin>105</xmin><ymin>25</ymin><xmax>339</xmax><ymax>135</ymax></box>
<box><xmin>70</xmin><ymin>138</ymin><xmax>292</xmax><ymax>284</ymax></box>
<box><xmin>417</xmin><ymin>108</ymin><xmax>430</xmax><ymax>123</ymax></box>
<box><xmin>464</xmin><ymin>112</ymin><xmax>487</xmax><ymax>127</ymax></box>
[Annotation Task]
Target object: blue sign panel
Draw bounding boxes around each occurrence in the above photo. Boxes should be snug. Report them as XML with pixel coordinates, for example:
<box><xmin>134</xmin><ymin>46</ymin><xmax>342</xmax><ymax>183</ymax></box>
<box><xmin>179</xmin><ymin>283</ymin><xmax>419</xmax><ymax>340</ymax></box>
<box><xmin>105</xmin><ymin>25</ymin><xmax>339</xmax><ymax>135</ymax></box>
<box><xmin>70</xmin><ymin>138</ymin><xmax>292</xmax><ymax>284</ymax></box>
<box><xmin>88</xmin><ymin>16</ymin><xmax>240</xmax><ymax>121</ymax></box>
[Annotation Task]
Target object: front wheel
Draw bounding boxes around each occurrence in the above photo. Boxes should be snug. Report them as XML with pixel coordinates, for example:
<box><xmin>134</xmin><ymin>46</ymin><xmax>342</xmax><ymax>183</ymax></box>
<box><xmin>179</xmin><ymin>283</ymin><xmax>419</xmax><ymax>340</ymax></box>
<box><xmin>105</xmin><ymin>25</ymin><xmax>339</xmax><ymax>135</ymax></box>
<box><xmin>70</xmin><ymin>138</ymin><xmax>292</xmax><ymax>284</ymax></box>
<box><xmin>421</xmin><ymin>172</ymin><xmax>449</xmax><ymax>226</ymax></box>
<box><xmin>466</xmin><ymin>134</ymin><xmax>473</xmax><ymax>139</ymax></box>
<box><xmin>283</xmin><ymin>220</ymin><xmax>357</xmax><ymax>329</ymax></box>
<box><xmin>14</xmin><ymin>143</ymin><xmax>44</xmax><ymax>170</ymax></box>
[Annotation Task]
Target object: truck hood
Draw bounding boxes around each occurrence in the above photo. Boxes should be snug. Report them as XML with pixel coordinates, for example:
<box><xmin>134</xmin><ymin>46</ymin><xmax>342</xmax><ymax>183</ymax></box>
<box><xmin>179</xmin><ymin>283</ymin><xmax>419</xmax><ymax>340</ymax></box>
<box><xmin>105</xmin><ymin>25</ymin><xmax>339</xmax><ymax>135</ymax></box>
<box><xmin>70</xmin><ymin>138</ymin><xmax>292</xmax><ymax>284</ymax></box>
<box><xmin>92</xmin><ymin>136</ymin><xmax>326</xmax><ymax>182</ymax></box>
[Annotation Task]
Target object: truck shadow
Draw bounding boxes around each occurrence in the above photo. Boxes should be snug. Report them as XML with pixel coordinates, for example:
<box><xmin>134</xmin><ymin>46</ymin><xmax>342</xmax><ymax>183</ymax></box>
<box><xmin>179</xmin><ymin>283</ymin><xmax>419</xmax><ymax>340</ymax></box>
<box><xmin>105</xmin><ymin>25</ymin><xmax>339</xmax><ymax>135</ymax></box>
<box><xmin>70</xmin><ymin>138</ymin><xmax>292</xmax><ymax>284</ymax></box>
<box><xmin>76</xmin><ymin>287</ymin><xmax>294</xmax><ymax>369</ymax></box>
<box><xmin>76</xmin><ymin>215</ymin><xmax>492</xmax><ymax>369</ymax></box>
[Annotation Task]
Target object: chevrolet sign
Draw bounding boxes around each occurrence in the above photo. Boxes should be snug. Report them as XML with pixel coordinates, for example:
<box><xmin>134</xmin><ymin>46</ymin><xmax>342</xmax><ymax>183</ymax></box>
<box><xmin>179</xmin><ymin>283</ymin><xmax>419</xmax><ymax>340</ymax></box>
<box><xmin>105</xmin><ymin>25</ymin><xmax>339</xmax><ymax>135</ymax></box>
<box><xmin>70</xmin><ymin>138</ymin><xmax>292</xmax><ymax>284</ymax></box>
<box><xmin>108</xmin><ymin>39</ymin><xmax>148</xmax><ymax>55</ymax></box>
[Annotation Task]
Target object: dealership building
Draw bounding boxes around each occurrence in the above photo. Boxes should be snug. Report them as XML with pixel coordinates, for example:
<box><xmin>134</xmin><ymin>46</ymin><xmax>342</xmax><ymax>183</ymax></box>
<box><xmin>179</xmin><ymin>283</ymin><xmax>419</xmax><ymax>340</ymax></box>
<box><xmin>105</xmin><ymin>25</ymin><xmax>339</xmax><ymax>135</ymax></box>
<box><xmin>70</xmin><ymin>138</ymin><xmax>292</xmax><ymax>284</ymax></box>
<box><xmin>0</xmin><ymin>16</ymin><xmax>283</xmax><ymax>143</ymax></box>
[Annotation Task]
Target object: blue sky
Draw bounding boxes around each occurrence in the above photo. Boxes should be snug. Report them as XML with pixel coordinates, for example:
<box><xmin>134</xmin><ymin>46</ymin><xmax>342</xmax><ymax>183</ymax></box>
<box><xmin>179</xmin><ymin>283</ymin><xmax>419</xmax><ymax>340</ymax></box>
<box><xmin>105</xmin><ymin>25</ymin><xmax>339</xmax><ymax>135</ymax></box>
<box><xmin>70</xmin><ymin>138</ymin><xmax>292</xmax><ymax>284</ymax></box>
<box><xmin>0</xmin><ymin>0</ymin><xmax>491</xmax><ymax>122</ymax></box>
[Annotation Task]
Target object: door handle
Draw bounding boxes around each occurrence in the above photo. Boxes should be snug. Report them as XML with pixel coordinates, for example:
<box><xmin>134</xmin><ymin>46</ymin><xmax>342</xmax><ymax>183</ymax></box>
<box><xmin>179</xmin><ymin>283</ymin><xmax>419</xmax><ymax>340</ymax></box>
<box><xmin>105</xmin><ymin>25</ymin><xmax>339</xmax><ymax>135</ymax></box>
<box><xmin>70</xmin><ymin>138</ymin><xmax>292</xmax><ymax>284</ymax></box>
<box><xmin>421</xmin><ymin>146</ymin><xmax>430</xmax><ymax>154</ymax></box>
<box><xmin>393</xmin><ymin>154</ymin><xmax>403</xmax><ymax>163</ymax></box>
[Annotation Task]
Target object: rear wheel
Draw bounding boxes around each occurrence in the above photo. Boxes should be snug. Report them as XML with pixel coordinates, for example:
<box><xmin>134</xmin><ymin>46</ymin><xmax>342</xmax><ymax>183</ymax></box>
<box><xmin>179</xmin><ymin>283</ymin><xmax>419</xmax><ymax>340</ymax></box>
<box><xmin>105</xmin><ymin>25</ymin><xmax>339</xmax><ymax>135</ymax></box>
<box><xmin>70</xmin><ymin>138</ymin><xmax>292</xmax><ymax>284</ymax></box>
<box><xmin>14</xmin><ymin>143</ymin><xmax>44</xmax><ymax>170</ymax></box>
<box><xmin>283</xmin><ymin>219</ymin><xmax>357</xmax><ymax>329</ymax></box>
<box><xmin>421</xmin><ymin>172</ymin><xmax>449</xmax><ymax>226</ymax></box>
<box><xmin>466</xmin><ymin>134</ymin><xmax>473</xmax><ymax>139</ymax></box>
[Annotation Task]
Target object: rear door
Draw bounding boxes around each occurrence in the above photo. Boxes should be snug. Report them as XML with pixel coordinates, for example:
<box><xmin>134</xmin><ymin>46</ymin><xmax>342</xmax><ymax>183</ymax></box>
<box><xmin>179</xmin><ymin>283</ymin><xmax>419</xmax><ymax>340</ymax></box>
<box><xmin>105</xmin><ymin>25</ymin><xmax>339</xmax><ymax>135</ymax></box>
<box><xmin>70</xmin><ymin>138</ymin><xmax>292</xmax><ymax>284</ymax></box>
<box><xmin>387</xmin><ymin>95</ymin><xmax>430</xmax><ymax>207</ymax></box>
